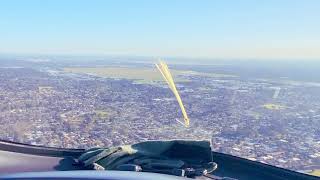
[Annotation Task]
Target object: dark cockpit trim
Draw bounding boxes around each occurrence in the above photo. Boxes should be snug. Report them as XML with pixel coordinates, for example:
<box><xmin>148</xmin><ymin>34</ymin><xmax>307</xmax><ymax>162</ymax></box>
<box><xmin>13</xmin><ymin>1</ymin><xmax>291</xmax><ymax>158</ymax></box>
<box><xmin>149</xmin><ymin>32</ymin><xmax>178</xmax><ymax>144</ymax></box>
<box><xmin>0</xmin><ymin>139</ymin><xmax>84</xmax><ymax>157</ymax></box>
<box><xmin>0</xmin><ymin>139</ymin><xmax>318</xmax><ymax>179</ymax></box>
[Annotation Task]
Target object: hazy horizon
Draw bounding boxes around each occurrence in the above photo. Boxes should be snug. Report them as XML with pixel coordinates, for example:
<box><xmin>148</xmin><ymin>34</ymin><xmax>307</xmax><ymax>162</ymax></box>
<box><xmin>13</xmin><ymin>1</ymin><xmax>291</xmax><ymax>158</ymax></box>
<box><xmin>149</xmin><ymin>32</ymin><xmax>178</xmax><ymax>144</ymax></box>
<box><xmin>0</xmin><ymin>0</ymin><xmax>320</xmax><ymax>59</ymax></box>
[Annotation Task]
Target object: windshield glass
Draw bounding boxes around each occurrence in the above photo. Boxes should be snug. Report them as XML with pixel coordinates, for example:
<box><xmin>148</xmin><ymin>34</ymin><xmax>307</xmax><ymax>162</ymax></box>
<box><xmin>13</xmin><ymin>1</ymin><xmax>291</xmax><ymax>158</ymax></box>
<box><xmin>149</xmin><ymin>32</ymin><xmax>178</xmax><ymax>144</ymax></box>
<box><xmin>0</xmin><ymin>0</ymin><xmax>319</xmax><ymax>176</ymax></box>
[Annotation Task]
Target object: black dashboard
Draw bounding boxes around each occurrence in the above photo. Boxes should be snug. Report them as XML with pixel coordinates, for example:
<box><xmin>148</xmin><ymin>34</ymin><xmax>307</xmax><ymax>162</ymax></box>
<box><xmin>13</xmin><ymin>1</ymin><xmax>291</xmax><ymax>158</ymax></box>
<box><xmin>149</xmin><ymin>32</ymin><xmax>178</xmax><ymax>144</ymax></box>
<box><xmin>0</xmin><ymin>140</ymin><xmax>318</xmax><ymax>180</ymax></box>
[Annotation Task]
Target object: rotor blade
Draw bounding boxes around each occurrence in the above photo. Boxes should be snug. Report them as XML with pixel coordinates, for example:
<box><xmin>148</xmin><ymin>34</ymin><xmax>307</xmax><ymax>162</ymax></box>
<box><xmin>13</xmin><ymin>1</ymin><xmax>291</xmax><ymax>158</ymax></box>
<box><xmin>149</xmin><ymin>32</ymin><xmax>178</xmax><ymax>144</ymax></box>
<box><xmin>155</xmin><ymin>60</ymin><xmax>190</xmax><ymax>127</ymax></box>
<box><xmin>155</xmin><ymin>63</ymin><xmax>174</xmax><ymax>92</ymax></box>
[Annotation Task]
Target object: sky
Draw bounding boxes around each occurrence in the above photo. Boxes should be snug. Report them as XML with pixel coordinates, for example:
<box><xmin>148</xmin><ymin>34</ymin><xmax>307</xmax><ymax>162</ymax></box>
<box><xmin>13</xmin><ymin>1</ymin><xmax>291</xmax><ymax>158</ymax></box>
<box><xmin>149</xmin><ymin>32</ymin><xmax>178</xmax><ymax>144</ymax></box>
<box><xmin>0</xmin><ymin>0</ymin><xmax>319</xmax><ymax>59</ymax></box>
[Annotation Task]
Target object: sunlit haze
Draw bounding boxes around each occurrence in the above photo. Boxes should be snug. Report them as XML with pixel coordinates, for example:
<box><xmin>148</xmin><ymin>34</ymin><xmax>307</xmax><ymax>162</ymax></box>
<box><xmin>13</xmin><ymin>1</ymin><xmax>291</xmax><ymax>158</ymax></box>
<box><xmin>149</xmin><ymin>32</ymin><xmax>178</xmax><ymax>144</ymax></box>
<box><xmin>0</xmin><ymin>0</ymin><xmax>319</xmax><ymax>59</ymax></box>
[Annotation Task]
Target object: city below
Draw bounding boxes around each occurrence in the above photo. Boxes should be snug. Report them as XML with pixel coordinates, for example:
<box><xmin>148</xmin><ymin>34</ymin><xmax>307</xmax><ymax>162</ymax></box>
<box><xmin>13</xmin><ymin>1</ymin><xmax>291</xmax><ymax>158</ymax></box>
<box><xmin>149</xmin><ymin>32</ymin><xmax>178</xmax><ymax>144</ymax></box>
<box><xmin>0</xmin><ymin>58</ymin><xmax>319</xmax><ymax>173</ymax></box>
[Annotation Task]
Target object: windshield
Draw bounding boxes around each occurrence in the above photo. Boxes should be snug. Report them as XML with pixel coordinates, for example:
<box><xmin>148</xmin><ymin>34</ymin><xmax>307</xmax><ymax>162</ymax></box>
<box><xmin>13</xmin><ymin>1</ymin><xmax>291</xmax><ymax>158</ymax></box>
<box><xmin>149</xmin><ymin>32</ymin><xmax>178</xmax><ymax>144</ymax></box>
<box><xmin>0</xmin><ymin>0</ymin><xmax>319</xmax><ymax>177</ymax></box>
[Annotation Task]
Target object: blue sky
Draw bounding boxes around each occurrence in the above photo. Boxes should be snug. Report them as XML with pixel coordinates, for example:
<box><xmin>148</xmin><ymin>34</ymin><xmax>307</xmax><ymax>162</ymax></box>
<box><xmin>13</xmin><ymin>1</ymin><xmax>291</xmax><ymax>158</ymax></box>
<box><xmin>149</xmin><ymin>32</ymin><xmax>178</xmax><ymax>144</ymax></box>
<box><xmin>0</xmin><ymin>0</ymin><xmax>319</xmax><ymax>59</ymax></box>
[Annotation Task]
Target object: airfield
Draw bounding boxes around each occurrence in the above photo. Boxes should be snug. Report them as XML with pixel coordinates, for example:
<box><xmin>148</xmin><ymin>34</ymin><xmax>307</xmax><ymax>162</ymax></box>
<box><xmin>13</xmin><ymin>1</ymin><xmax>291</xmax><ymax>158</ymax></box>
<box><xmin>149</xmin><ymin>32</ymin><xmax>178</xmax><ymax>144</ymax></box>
<box><xmin>63</xmin><ymin>66</ymin><xmax>235</xmax><ymax>84</ymax></box>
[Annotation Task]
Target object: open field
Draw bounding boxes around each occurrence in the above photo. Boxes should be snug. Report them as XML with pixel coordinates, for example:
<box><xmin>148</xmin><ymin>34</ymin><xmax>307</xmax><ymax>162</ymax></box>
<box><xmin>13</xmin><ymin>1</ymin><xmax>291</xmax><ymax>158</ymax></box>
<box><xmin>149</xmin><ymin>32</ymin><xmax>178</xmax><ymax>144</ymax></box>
<box><xmin>308</xmin><ymin>169</ymin><xmax>320</xmax><ymax>177</ymax></box>
<box><xmin>262</xmin><ymin>103</ymin><xmax>286</xmax><ymax>110</ymax></box>
<box><xmin>64</xmin><ymin>67</ymin><xmax>184</xmax><ymax>83</ymax></box>
<box><xmin>94</xmin><ymin>110</ymin><xmax>109</xmax><ymax>119</ymax></box>
<box><xmin>63</xmin><ymin>67</ymin><xmax>236</xmax><ymax>84</ymax></box>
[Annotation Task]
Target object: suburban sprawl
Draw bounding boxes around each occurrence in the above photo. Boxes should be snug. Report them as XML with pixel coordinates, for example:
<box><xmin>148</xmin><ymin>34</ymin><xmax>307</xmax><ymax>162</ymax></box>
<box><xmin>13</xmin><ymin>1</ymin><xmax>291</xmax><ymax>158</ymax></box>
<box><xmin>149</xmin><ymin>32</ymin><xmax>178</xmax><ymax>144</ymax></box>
<box><xmin>0</xmin><ymin>59</ymin><xmax>319</xmax><ymax>173</ymax></box>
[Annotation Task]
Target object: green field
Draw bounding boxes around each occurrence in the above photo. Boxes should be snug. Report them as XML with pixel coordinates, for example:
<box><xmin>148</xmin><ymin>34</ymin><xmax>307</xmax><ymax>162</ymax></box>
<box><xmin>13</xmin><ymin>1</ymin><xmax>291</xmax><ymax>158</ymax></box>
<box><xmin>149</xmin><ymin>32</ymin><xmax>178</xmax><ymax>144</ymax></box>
<box><xmin>94</xmin><ymin>110</ymin><xmax>109</xmax><ymax>119</ymax></box>
<box><xmin>64</xmin><ymin>67</ymin><xmax>235</xmax><ymax>84</ymax></box>
<box><xmin>64</xmin><ymin>67</ymin><xmax>183</xmax><ymax>83</ymax></box>
<box><xmin>262</xmin><ymin>103</ymin><xmax>286</xmax><ymax>110</ymax></box>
